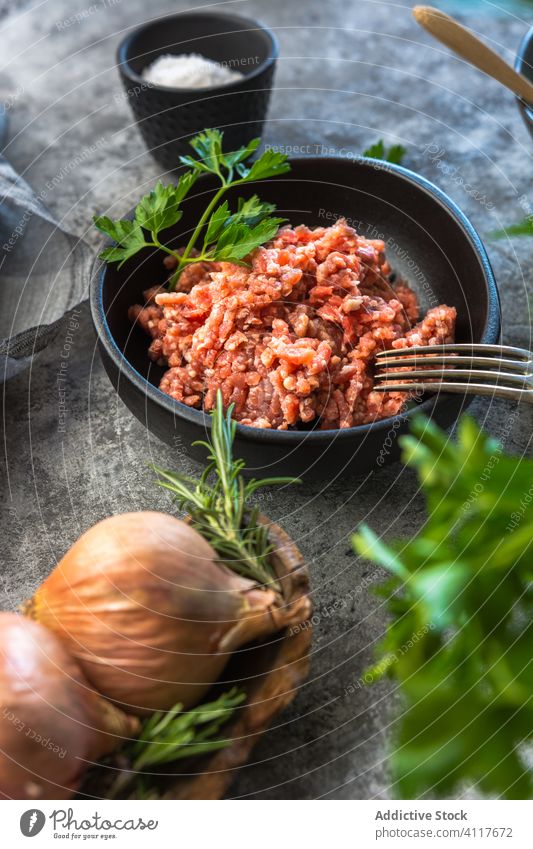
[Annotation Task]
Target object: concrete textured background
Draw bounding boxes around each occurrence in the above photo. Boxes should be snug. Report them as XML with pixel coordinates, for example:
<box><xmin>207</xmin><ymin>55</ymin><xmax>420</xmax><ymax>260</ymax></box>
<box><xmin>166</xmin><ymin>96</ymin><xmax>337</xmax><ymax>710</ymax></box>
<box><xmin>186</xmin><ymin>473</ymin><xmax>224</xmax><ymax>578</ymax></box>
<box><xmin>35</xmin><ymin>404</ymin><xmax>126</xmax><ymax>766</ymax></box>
<box><xmin>0</xmin><ymin>0</ymin><xmax>532</xmax><ymax>799</ymax></box>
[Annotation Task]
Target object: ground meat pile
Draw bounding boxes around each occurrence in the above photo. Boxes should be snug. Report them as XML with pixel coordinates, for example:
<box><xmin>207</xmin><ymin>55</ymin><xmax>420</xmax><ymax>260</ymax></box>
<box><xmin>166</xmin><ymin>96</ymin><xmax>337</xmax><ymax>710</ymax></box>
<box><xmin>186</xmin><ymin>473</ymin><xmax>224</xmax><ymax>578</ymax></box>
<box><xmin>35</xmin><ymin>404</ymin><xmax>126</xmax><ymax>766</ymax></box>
<box><xmin>129</xmin><ymin>219</ymin><xmax>456</xmax><ymax>430</ymax></box>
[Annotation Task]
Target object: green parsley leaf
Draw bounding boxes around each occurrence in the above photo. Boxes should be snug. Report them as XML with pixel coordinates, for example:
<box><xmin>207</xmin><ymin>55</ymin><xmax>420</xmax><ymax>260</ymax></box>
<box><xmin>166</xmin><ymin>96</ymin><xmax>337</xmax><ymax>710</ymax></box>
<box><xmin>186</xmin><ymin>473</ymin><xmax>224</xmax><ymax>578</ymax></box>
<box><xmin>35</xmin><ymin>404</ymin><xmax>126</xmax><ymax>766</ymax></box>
<box><xmin>184</xmin><ymin>128</ymin><xmax>225</xmax><ymax>174</ymax></box>
<box><xmin>94</xmin><ymin>217</ymin><xmax>151</xmax><ymax>268</ymax></box>
<box><xmin>489</xmin><ymin>217</ymin><xmax>533</xmax><ymax>239</ymax></box>
<box><xmin>135</xmin><ymin>182</ymin><xmax>181</xmax><ymax>233</ymax></box>
<box><xmin>363</xmin><ymin>139</ymin><xmax>407</xmax><ymax>164</ymax></box>
<box><xmin>96</xmin><ymin>129</ymin><xmax>290</xmax><ymax>286</ymax></box>
<box><xmin>108</xmin><ymin>687</ymin><xmax>246</xmax><ymax>799</ymax></box>
<box><xmin>353</xmin><ymin>414</ymin><xmax>533</xmax><ymax>800</ymax></box>
<box><xmin>386</xmin><ymin>144</ymin><xmax>407</xmax><ymax>164</ymax></box>
<box><xmin>245</xmin><ymin>149</ymin><xmax>292</xmax><ymax>181</ymax></box>
<box><xmin>224</xmin><ymin>137</ymin><xmax>261</xmax><ymax>169</ymax></box>
<box><xmin>363</xmin><ymin>140</ymin><xmax>385</xmax><ymax>159</ymax></box>
<box><xmin>213</xmin><ymin>216</ymin><xmax>286</xmax><ymax>262</ymax></box>
<box><xmin>203</xmin><ymin>198</ymin><xmax>281</xmax><ymax>254</ymax></box>
<box><xmin>204</xmin><ymin>200</ymin><xmax>231</xmax><ymax>245</ymax></box>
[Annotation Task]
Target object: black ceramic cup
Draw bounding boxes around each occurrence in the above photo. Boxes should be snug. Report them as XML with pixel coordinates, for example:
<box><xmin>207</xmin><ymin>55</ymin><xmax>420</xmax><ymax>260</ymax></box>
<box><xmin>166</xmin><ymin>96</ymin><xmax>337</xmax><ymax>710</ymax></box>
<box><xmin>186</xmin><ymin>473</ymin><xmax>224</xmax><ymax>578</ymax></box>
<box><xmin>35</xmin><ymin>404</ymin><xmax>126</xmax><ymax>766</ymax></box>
<box><xmin>117</xmin><ymin>12</ymin><xmax>278</xmax><ymax>170</ymax></box>
<box><xmin>91</xmin><ymin>156</ymin><xmax>500</xmax><ymax>482</ymax></box>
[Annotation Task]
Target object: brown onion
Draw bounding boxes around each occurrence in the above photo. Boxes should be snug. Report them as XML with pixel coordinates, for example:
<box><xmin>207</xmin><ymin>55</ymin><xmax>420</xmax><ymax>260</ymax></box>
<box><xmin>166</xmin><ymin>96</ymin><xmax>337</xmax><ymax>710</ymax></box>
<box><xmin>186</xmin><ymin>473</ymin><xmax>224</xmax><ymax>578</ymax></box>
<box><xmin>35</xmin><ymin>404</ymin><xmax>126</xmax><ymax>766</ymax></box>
<box><xmin>26</xmin><ymin>512</ymin><xmax>309</xmax><ymax>715</ymax></box>
<box><xmin>0</xmin><ymin>613</ymin><xmax>138</xmax><ymax>800</ymax></box>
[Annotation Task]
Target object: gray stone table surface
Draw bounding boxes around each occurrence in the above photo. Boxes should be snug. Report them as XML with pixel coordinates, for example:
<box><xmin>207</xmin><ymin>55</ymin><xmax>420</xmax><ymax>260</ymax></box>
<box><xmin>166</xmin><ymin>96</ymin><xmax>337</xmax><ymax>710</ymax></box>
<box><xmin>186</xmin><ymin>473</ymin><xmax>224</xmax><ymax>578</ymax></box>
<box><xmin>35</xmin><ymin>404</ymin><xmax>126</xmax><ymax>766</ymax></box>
<box><xmin>1</xmin><ymin>0</ymin><xmax>532</xmax><ymax>799</ymax></box>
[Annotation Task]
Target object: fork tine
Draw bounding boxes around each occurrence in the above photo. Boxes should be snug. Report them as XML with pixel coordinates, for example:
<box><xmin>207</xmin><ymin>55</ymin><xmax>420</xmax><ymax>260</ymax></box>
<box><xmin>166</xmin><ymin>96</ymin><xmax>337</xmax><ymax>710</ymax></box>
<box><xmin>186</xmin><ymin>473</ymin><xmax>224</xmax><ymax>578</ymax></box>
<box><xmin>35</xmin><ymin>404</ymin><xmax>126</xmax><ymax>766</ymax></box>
<box><xmin>374</xmin><ymin>355</ymin><xmax>531</xmax><ymax>374</ymax></box>
<box><xmin>374</xmin><ymin>368</ymin><xmax>531</xmax><ymax>388</ymax></box>
<box><xmin>373</xmin><ymin>381</ymin><xmax>533</xmax><ymax>403</ymax></box>
<box><xmin>375</xmin><ymin>343</ymin><xmax>532</xmax><ymax>361</ymax></box>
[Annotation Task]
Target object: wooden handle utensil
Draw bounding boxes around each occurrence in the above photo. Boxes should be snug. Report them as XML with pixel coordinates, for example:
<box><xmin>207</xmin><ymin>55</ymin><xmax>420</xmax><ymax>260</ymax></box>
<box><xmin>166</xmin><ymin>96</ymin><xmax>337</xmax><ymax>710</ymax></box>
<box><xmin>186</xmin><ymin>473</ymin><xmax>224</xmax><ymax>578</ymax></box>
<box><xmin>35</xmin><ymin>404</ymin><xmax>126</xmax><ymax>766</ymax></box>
<box><xmin>413</xmin><ymin>5</ymin><xmax>533</xmax><ymax>104</ymax></box>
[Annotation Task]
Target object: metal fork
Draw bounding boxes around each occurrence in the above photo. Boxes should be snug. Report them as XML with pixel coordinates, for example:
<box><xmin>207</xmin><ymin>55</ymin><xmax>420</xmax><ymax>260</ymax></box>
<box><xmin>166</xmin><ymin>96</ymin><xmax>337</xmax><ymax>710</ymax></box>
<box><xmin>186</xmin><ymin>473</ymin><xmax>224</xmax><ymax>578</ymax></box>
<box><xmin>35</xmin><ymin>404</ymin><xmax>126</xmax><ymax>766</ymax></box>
<box><xmin>373</xmin><ymin>343</ymin><xmax>533</xmax><ymax>404</ymax></box>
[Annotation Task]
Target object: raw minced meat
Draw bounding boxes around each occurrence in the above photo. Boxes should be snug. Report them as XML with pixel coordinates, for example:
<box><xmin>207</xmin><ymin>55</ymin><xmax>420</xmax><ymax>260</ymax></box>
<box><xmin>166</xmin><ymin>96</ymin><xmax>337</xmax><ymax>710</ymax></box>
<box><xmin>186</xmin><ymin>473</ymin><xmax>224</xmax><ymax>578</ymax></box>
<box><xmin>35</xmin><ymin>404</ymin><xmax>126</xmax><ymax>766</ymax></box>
<box><xmin>129</xmin><ymin>219</ymin><xmax>456</xmax><ymax>430</ymax></box>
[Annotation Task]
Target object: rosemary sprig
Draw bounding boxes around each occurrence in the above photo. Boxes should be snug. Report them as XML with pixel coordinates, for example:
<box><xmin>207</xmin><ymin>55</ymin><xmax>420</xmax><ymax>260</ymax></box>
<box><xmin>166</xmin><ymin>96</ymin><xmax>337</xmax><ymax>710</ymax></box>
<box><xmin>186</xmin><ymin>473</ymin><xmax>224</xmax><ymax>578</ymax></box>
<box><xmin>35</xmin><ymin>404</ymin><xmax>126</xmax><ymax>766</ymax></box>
<box><xmin>153</xmin><ymin>391</ymin><xmax>299</xmax><ymax>589</ymax></box>
<box><xmin>108</xmin><ymin>688</ymin><xmax>246</xmax><ymax>799</ymax></box>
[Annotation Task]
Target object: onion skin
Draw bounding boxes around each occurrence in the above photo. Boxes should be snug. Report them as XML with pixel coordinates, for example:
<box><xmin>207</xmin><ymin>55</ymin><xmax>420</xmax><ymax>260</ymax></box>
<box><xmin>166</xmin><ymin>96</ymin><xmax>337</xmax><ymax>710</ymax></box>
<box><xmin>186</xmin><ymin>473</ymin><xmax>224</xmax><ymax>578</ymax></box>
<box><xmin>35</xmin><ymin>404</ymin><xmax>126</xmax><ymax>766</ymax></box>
<box><xmin>27</xmin><ymin>512</ymin><xmax>308</xmax><ymax>715</ymax></box>
<box><xmin>0</xmin><ymin>613</ymin><xmax>139</xmax><ymax>800</ymax></box>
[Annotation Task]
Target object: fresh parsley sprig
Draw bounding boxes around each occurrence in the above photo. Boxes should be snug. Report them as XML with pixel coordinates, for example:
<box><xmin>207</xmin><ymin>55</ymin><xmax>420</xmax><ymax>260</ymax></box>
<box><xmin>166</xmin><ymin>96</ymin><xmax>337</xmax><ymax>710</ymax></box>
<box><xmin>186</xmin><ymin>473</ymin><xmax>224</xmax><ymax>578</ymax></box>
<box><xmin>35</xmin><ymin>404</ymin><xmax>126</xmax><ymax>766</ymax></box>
<box><xmin>94</xmin><ymin>130</ymin><xmax>290</xmax><ymax>289</ymax></box>
<box><xmin>153</xmin><ymin>391</ymin><xmax>299</xmax><ymax>590</ymax></box>
<box><xmin>353</xmin><ymin>415</ymin><xmax>533</xmax><ymax>800</ymax></box>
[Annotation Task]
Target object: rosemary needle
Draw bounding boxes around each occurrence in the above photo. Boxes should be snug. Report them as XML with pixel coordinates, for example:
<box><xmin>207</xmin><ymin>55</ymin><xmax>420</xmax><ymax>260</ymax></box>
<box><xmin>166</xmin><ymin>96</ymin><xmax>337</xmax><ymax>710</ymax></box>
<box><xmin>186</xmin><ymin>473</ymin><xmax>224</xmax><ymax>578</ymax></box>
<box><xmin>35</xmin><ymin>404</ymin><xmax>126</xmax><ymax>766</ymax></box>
<box><xmin>108</xmin><ymin>688</ymin><xmax>246</xmax><ymax>799</ymax></box>
<box><xmin>154</xmin><ymin>391</ymin><xmax>300</xmax><ymax>590</ymax></box>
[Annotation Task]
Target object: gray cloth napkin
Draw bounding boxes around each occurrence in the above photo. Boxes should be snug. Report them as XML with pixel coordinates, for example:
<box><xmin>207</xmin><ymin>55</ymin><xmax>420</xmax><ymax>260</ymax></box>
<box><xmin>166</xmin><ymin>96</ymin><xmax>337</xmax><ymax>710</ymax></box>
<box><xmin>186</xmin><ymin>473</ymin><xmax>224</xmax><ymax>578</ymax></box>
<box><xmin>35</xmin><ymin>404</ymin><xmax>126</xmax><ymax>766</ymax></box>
<box><xmin>0</xmin><ymin>111</ymin><xmax>94</xmax><ymax>381</ymax></box>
